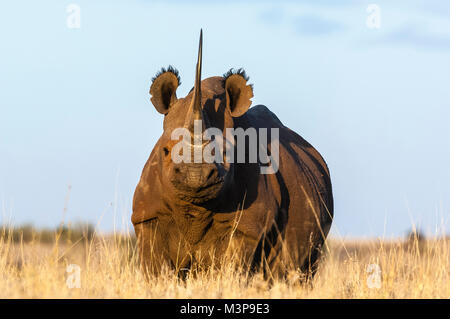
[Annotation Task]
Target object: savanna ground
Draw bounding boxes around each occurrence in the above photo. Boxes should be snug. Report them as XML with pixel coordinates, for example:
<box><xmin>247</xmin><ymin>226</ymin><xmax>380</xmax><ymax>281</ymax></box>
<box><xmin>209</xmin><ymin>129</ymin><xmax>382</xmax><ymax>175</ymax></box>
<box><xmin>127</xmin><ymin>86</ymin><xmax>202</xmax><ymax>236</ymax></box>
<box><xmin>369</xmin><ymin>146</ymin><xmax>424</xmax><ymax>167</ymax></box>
<box><xmin>0</xmin><ymin>224</ymin><xmax>448</xmax><ymax>298</ymax></box>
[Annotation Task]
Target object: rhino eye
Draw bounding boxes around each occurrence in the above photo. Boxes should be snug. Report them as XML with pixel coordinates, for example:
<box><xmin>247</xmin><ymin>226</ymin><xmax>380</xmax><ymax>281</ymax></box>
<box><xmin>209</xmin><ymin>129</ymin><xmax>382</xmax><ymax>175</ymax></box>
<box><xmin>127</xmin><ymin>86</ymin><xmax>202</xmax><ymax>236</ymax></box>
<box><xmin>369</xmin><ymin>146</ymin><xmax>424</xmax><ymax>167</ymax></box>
<box><xmin>163</xmin><ymin>147</ymin><xmax>169</xmax><ymax>156</ymax></box>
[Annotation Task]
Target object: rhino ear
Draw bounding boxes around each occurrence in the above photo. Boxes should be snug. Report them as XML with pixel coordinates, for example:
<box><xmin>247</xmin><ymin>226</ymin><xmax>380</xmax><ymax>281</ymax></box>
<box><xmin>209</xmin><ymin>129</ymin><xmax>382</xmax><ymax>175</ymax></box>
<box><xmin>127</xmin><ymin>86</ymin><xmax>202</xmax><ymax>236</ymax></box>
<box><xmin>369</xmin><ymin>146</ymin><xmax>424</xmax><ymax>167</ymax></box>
<box><xmin>223</xmin><ymin>69</ymin><xmax>253</xmax><ymax>117</ymax></box>
<box><xmin>150</xmin><ymin>66</ymin><xmax>181</xmax><ymax>115</ymax></box>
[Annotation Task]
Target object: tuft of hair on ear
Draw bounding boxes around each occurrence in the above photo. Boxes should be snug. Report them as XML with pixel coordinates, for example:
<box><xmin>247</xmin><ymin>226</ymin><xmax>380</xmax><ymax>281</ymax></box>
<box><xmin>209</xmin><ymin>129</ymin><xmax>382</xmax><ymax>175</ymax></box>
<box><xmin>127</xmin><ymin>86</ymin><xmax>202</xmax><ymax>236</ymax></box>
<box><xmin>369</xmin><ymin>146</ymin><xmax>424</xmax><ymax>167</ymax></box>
<box><xmin>152</xmin><ymin>65</ymin><xmax>181</xmax><ymax>86</ymax></box>
<box><xmin>222</xmin><ymin>68</ymin><xmax>253</xmax><ymax>90</ymax></box>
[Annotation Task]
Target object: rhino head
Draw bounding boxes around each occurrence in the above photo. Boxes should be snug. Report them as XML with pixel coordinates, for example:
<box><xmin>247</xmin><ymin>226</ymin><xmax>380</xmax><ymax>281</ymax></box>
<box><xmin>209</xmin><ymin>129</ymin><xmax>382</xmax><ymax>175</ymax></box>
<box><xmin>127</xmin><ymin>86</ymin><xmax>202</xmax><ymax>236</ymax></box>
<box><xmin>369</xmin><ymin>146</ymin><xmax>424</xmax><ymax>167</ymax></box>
<box><xmin>149</xmin><ymin>30</ymin><xmax>254</xmax><ymax>204</ymax></box>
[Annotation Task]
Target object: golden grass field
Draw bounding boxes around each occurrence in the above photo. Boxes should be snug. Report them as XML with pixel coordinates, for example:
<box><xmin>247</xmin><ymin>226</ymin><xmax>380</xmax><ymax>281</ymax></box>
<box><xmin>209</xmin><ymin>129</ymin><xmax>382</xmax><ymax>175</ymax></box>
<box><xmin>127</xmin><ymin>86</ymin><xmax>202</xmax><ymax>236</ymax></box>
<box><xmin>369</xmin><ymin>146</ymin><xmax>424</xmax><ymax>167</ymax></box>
<box><xmin>0</xmin><ymin>225</ymin><xmax>448</xmax><ymax>299</ymax></box>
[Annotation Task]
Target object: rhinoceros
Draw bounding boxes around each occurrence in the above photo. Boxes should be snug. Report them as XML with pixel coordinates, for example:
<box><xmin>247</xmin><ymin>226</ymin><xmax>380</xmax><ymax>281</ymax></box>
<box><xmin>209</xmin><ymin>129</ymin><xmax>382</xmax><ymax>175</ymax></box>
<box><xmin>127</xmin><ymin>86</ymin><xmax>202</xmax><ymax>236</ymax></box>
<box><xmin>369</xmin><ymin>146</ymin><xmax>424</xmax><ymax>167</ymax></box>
<box><xmin>132</xmin><ymin>30</ymin><xmax>333</xmax><ymax>280</ymax></box>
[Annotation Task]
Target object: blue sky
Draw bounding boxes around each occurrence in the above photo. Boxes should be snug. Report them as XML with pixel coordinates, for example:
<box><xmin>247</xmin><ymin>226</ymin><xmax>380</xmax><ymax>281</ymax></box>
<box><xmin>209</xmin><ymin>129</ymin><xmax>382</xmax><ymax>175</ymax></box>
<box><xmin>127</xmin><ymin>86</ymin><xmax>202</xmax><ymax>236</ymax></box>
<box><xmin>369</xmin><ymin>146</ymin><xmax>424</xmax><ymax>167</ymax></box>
<box><xmin>0</xmin><ymin>0</ymin><xmax>449</xmax><ymax>237</ymax></box>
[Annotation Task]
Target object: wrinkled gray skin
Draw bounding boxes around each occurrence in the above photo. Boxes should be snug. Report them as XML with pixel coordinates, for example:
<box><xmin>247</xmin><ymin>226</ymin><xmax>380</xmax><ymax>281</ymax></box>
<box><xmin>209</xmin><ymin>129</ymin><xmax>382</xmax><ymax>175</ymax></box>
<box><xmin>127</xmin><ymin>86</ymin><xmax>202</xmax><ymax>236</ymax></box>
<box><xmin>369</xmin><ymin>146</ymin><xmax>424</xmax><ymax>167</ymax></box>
<box><xmin>132</xmin><ymin>31</ymin><xmax>333</xmax><ymax>279</ymax></box>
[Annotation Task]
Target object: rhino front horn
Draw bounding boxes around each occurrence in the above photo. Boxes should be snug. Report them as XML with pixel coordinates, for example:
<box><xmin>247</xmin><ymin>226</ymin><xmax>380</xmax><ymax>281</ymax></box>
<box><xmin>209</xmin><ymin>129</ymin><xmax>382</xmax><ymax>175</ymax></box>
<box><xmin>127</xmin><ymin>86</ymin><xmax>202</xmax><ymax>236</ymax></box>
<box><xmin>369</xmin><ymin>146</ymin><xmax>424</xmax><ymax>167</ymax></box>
<box><xmin>185</xmin><ymin>29</ymin><xmax>204</xmax><ymax>134</ymax></box>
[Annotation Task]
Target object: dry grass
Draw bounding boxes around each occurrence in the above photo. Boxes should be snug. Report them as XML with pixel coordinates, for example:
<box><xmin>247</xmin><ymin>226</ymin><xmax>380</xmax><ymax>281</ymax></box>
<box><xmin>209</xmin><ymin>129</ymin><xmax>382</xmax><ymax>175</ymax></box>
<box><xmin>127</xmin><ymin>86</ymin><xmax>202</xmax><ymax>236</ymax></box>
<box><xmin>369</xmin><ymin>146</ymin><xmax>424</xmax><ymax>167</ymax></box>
<box><xmin>0</xmin><ymin>226</ymin><xmax>448</xmax><ymax>299</ymax></box>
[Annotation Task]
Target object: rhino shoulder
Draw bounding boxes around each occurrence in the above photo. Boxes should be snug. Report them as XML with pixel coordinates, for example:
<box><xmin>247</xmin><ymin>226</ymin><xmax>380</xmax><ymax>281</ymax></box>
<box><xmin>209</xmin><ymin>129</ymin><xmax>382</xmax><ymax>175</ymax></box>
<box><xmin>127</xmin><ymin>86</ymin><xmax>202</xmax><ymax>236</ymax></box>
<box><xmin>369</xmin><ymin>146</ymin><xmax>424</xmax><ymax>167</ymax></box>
<box><xmin>244</xmin><ymin>104</ymin><xmax>284</xmax><ymax>128</ymax></box>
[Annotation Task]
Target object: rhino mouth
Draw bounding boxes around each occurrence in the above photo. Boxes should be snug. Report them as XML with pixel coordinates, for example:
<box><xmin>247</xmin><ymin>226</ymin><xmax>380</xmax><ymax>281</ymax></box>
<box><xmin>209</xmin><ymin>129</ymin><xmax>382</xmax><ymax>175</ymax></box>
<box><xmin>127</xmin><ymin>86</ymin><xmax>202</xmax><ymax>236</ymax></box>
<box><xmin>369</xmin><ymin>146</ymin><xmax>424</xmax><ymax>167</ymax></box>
<box><xmin>169</xmin><ymin>173</ymin><xmax>227</xmax><ymax>204</ymax></box>
<box><xmin>174</xmin><ymin>176</ymin><xmax>224</xmax><ymax>196</ymax></box>
<box><xmin>194</xmin><ymin>176</ymin><xmax>225</xmax><ymax>192</ymax></box>
<box><xmin>168</xmin><ymin>161</ymin><xmax>229</xmax><ymax>202</ymax></box>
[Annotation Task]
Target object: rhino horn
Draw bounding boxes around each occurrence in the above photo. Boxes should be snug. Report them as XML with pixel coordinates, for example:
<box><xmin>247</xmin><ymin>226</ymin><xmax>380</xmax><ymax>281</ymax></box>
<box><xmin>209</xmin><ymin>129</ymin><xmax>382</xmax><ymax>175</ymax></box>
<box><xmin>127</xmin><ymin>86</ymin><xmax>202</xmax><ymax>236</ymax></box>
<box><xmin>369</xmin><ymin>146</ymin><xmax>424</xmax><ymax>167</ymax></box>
<box><xmin>184</xmin><ymin>29</ymin><xmax>204</xmax><ymax>136</ymax></box>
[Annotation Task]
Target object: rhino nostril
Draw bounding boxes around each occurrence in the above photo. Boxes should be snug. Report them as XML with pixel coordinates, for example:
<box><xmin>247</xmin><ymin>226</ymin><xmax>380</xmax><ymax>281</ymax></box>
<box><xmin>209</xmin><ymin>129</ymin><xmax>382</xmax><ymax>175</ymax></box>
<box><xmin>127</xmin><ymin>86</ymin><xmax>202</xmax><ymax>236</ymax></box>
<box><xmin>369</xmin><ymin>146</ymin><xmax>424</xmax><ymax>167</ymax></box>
<box><xmin>206</xmin><ymin>167</ymin><xmax>216</xmax><ymax>180</ymax></box>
